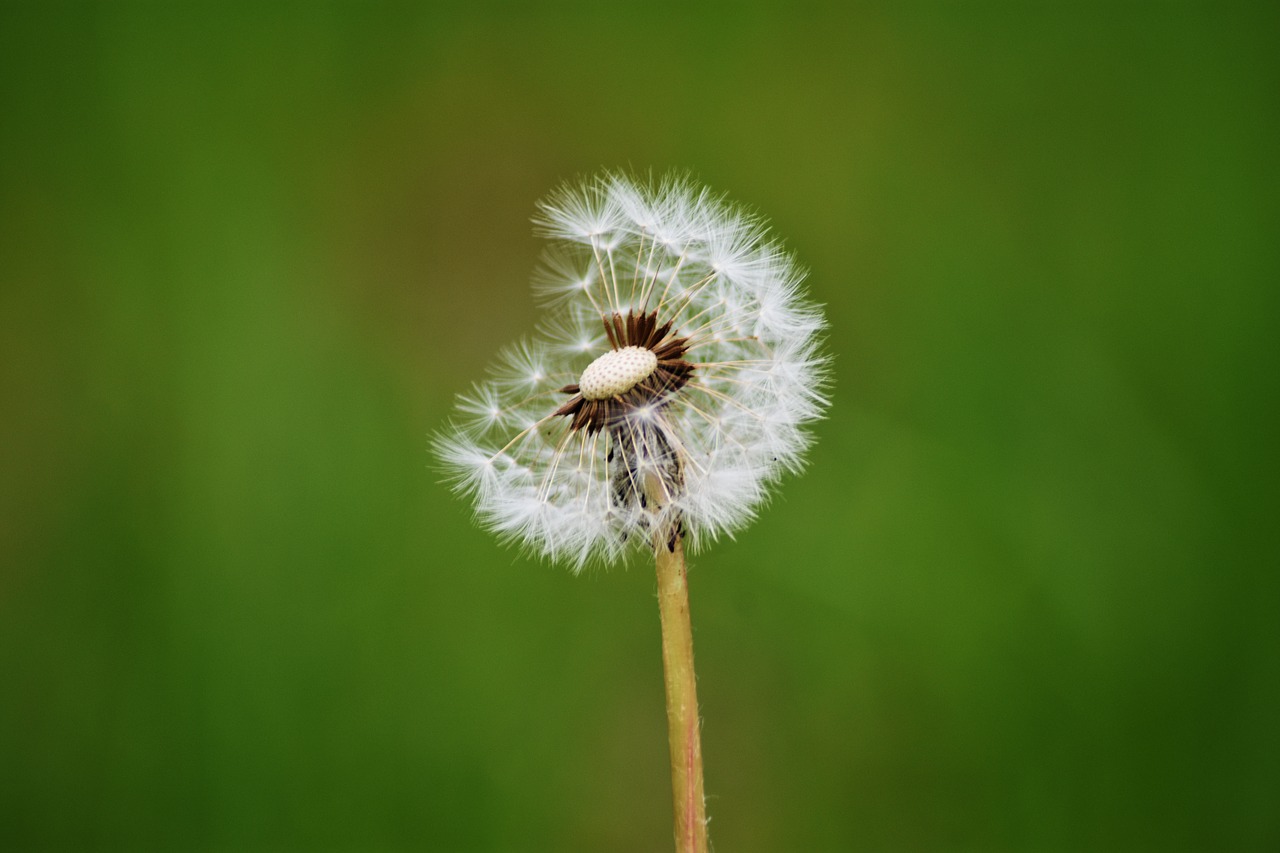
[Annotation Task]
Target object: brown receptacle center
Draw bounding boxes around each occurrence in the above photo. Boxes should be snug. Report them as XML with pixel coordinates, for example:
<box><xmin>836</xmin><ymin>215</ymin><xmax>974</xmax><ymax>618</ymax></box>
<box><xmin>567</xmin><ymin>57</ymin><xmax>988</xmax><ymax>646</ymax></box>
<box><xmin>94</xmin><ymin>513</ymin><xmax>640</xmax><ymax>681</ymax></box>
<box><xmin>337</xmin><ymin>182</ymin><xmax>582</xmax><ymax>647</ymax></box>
<box><xmin>579</xmin><ymin>346</ymin><xmax>658</xmax><ymax>400</ymax></box>
<box><xmin>552</xmin><ymin>310</ymin><xmax>695</xmax><ymax>435</ymax></box>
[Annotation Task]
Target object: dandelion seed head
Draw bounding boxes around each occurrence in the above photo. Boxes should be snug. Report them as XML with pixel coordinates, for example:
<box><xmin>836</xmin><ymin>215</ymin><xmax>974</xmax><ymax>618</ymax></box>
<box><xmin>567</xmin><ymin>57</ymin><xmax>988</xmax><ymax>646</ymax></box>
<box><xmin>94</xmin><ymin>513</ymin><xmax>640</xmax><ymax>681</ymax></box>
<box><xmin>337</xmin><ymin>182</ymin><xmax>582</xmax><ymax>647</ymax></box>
<box><xmin>435</xmin><ymin>171</ymin><xmax>830</xmax><ymax>570</ymax></box>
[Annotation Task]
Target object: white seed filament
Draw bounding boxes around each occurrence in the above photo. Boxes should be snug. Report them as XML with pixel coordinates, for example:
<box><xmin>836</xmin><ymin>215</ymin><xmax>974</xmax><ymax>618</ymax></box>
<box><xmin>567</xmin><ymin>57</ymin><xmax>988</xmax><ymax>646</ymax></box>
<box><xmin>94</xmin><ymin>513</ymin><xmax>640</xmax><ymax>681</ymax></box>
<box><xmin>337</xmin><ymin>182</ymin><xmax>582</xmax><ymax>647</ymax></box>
<box><xmin>578</xmin><ymin>346</ymin><xmax>658</xmax><ymax>400</ymax></box>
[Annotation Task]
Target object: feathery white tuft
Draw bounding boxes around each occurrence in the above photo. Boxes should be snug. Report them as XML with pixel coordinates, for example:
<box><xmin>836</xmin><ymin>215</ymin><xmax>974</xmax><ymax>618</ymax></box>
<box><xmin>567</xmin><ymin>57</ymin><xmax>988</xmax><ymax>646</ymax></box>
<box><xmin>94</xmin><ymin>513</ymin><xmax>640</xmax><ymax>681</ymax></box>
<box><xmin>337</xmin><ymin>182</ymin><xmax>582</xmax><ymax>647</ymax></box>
<box><xmin>436</xmin><ymin>172</ymin><xmax>830</xmax><ymax>571</ymax></box>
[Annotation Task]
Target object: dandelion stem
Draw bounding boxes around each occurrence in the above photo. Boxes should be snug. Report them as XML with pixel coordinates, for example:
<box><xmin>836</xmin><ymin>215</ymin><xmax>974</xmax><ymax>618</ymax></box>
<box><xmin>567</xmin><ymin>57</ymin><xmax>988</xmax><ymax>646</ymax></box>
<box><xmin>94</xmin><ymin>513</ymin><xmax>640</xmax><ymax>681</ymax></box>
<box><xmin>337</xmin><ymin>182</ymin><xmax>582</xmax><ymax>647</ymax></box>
<box><xmin>653</xmin><ymin>523</ymin><xmax>708</xmax><ymax>853</ymax></box>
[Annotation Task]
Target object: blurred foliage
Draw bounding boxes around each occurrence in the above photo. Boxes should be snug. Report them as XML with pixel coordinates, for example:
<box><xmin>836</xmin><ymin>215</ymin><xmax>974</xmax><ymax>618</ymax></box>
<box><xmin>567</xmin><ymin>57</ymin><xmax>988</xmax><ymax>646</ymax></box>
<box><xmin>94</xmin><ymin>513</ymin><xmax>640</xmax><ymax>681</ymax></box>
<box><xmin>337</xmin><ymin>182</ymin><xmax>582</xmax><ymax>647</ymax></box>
<box><xmin>1</xmin><ymin>2</ymin><xmax>1277</xmax><ymax>850</ymax></box>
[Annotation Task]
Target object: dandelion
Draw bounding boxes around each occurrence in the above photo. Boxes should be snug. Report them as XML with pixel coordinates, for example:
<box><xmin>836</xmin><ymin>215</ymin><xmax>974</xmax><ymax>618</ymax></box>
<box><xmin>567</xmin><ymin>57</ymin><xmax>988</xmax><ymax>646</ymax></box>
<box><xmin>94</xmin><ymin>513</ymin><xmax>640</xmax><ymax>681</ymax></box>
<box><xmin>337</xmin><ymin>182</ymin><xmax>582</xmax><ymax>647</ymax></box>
<box><xmin>435</xmin><ymin>172</ymin><xmax>829</xmax><ymax>852</ymax></box>
<box><xmin>438</xmin><ymin>173</ymin><xmax>828</xmax><ymax>565</ymax></box>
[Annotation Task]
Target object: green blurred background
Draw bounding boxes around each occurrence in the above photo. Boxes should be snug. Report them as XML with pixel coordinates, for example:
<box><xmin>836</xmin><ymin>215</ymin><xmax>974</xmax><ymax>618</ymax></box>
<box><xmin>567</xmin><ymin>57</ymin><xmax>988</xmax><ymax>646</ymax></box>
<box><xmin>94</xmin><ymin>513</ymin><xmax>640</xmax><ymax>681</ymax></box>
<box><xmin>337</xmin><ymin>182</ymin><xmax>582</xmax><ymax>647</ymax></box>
<box><xmin>2</xmin><ymin>2</ymin><xmax>1276</xmax><ymax>850</ymax></box>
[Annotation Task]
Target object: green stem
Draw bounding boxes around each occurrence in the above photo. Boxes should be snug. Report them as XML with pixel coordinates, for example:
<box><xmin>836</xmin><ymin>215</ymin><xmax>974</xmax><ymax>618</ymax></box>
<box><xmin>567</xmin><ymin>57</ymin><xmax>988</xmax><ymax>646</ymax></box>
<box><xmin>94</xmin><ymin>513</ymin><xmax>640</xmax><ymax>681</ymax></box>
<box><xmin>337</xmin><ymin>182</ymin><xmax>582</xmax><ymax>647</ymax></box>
<box><xmin>655</xmin><ymin>527</ymin><xmax>708</xmax><ymax>853</ymax></box>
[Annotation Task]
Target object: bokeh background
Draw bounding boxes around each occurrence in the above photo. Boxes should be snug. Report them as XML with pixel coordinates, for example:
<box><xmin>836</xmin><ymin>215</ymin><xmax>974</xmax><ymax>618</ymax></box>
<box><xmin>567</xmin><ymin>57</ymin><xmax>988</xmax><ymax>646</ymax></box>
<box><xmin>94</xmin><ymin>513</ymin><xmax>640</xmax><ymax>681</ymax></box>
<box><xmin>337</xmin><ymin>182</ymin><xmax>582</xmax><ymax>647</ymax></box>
<box><xmin>2</xmin><ymin>2</ymin><xmax>1276</xmax><ymax>850</ymax></box>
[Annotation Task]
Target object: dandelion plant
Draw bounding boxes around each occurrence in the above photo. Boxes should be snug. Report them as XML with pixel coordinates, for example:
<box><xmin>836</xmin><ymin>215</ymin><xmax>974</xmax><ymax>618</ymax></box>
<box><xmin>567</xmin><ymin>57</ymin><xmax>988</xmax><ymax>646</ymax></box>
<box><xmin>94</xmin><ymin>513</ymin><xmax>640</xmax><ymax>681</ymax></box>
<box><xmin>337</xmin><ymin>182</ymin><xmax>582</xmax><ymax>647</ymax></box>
<box><xmin>436</xmin><ymin>172</ymin><xmax>829</xmax><ymax>852</ymax></box>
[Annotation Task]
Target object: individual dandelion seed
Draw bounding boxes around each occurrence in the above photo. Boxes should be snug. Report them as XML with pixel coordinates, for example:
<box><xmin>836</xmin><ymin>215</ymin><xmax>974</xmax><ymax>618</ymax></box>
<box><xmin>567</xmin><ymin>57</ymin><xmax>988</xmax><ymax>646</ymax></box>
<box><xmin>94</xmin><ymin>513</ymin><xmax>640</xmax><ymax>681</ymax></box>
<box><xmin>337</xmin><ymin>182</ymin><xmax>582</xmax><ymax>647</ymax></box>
<box><xmin>434</xmin><ymin>172</ymin><xmax>829</xmax><ymax>853</ymax></box>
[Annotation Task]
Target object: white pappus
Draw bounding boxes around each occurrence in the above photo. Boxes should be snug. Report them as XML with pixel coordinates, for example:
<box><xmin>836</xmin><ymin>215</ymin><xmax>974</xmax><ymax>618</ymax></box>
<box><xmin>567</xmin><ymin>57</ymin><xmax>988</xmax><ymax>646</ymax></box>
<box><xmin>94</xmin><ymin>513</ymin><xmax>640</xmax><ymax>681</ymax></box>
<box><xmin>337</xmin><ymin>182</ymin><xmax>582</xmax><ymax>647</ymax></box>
<box><xmin>435</xmin><ymin>172</ymin><xmax>830</xmax><ymax>570</ymax></box>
